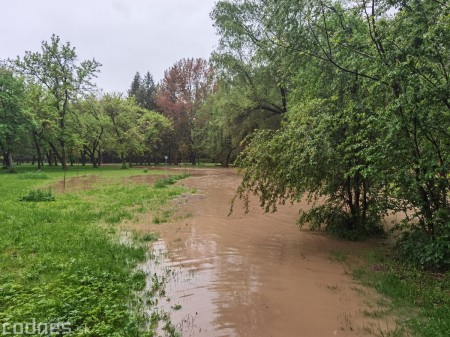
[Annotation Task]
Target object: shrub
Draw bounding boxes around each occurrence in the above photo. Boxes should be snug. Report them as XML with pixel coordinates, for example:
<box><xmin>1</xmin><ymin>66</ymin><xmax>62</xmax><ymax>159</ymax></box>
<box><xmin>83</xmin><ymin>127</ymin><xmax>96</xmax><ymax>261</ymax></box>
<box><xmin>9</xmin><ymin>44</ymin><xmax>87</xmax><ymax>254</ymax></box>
<box><xmin>395</xmin><ymin>224</ymin><xmax>450</xmax><ymax>272</ymax></box>
<box><xmin>298</xmin><ymin>204</ymin><xmax>385</xmax><ymax>241</ymax></box>
<box><xmin>17</xmin><ymin>171</ymin><xmax>48</xmax><ymax>179</ymax></box>
<box><xmin>142</xmin><ymin>232</ymin><xmax>159</xmax><ymax>242</ymax></box>
<box><xmin>153</xmin><ymin>174</ymin><xmax>190</xmax><ymax>189</ymax></box>
<box><xmin>19</xmin><ymin>189</ymin><xmax>55</xmax><ymax>202</ymax></box>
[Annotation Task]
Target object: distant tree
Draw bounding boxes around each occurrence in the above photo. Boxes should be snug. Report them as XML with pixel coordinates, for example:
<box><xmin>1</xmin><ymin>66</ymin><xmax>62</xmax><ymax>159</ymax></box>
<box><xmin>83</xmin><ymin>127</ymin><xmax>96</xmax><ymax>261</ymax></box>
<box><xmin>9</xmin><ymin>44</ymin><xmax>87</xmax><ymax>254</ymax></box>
<box><xmin>140</xmin><ymin>72</ymin><xmax>157</xmax><ymax>111</ymax></box>
<box><xmin>138</xmin><ymin>107</ymin><xmax>172</xmax><ymax>164</ymax></box>
<box><xmin>128</xmin><ymin>72</ymin><xmax>141</xmax><ymax>98</ymax></box>
<box><xmin>15</xmin><ymin>34</ymin><xmax>101</xmax><ymax>169</ymax></box>
<box><xmin>103</xmin><ymin>94</ymin><xmax>171</xmax><ymax>168</ymax></box>
<box><xmin>155</xmin><ymin>58</ymin><xmax>215</xmax><ymax>164</ymax></box>
<box><xmin>70</xmin><ymin>95</ymin><xmax>110</xmax><ymax>168</ymax></box>
<box><xmin>128</xmin><ymin>71</ymin><xmax>157</xmax><ymax>111</ymax></box>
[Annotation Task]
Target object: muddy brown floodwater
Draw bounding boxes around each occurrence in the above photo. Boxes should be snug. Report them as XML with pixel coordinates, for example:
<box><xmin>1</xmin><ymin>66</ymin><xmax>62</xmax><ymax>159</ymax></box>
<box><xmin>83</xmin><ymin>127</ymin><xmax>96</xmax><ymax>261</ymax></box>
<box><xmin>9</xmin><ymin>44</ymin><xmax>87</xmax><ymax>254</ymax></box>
<box><xmin>138</xmin><ymin>168</ymin><xmax>395</xmax><ymax>337</ymax></box>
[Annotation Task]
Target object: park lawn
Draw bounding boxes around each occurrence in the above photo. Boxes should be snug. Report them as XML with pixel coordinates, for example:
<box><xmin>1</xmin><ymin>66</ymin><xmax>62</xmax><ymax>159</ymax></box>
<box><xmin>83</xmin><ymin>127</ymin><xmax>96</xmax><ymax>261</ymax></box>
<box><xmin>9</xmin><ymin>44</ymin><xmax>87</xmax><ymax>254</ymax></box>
<box><xmin>0</xmin><ymin>165</ymin><xmax>187</xmax><ymax>336</ymax></box>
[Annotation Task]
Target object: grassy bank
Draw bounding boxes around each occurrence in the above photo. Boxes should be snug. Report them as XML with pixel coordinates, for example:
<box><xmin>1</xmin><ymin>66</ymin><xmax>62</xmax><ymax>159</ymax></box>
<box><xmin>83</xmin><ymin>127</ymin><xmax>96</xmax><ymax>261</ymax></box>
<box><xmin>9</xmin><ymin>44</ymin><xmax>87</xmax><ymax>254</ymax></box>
<box><xmin>0</xmin><ymin>165</ymin><xmax>187</xmax><ymax>336</ymax></box>
<box><xmin>349</xmin><ymin>247</ymin><xmax>450</xmax><ymax>337</ymax></box>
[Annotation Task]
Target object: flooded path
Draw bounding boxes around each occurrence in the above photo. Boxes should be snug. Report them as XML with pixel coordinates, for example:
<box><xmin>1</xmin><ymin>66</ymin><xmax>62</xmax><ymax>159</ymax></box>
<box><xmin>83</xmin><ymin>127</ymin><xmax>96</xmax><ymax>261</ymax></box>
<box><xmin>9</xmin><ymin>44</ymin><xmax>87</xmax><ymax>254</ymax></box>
<box><xmin>140</xmin><ymin>168</ymin><xmax>392</xmax><ymax>337</ymax></box>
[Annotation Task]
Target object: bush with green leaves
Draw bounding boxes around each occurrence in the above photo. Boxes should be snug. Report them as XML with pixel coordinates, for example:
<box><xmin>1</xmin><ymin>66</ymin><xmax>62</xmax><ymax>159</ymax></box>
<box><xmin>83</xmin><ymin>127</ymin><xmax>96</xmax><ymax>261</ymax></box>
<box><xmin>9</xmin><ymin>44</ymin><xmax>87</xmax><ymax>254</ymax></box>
<box><xmin>19</xmin><ymin>189</ymin><xmax>55</xmax><ymax>202</ymax></box>
<box><xmin>395</xmin><ymin>221</ymin><xmax>450</xmax><ymax>272</ymax></box>
<box><xmin>234</xmin><ymin>94</ymin><xmax>389</xmax><ymax>239</ymax></box>
<box><xmin>215</xmin><ymin>0</ymin><xmax>450</xmax><ymax>270</ymax></box>
<box><xmin>153</xmin><ymin>174</ymin><xmax>190</xmax><ymax>189</ymax></box>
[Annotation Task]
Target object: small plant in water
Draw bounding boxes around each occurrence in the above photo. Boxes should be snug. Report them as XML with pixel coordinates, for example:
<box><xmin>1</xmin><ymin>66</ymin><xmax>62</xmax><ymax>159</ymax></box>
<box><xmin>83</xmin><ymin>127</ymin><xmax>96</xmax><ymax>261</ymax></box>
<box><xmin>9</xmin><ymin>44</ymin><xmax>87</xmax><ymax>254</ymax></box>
<box><xmin>330</xmin><ymin>248</ymin><xmax>348</xmax><ymax>262</ymax></box>
<box><xmin>153</xmin><ymin>174</ymin><xmax>190</xmax><ymax>189</ymax></box>
<box><xmin>152</xmin><ymin>210</ymin><xmax>171</xmax><ymax>224</ymax></box>
<box><xmin>171</xmin><ymin>304</ymin><xmax>182</xmax><ymax>311</ymax></box>
<box><xmin>19</xmin><ymin>189</ymin><xmax>55</xmax><ymax>202</ymax></box>
<box><xmin>142</xmin><ymin>232</ymin><xmax>159</xmax><ymax>242</ymax></box>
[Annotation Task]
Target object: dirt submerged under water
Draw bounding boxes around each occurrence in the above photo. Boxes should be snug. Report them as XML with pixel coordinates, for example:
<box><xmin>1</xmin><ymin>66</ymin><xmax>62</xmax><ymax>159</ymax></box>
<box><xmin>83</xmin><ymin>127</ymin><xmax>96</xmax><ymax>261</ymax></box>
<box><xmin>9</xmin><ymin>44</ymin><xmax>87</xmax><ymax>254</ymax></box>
<box><xmin>138</xmin><ymin>168</ymin><xmax>395</xmax><ymax>337</ymax></box>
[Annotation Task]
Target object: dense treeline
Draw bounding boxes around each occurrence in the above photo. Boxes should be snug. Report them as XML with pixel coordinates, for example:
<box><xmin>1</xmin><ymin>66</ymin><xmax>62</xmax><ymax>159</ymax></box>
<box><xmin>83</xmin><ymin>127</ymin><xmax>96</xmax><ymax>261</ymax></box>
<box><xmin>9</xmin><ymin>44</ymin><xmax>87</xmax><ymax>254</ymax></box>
<box><xmin>0</xmin><ymin>35</ymin><xmax>174</xmax><ymax>170</ymax></box>
<box><xmin>1</xmin><ymin>0</ymin><xmax>450</xmax><ymax>270</ymax></box>
<box><xmin>0</xmin><ymin>35</ymin><xmax>244</xmax><ymax>169</ymax></box>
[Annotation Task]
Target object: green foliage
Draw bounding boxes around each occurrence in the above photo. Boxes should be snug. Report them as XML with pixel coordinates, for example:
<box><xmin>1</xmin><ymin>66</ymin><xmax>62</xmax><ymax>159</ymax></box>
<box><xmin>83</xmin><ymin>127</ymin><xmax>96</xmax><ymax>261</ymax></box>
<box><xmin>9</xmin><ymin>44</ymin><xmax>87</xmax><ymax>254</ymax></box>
<box><xmin>15</xmin><ymin>34</ymin><xmax>101</xmax><ymax>170</ymax></box>
<box><xmin>396</xmin><ymin>224</ymin><xmax>450</xmax><ymax>272</ymax></box>
<box><xmin>299</xmin><ymin>205</ymin><xmax>384</xmax><ymax>241</ymax></box>
<box><xmin>214</xmin><ymin>0</ymin><xmax>450</xmax><ymax>270</ymax></box>
<box><xmin>155</xmin><ymin>58</ymin><xmax>214</xmax><ymax>165</ymax></box>
<box><xmin>128</xmin><ymin>71</ymin><xmax>157</xmax><ymax>111</ymax></box>
<box><xmin>0</xmin><ymin>67</ymin><xmax>27</xmax><ymax>170</ymax></box>
<box><xmin>19</xmin><ymin>188</ymin><xmax>55</xmax><ymax>202</ymax></box>
<box><xmin>102</xmin><ymin>93</ymin><xmax>172</xmax><ymax>166</ymax></box>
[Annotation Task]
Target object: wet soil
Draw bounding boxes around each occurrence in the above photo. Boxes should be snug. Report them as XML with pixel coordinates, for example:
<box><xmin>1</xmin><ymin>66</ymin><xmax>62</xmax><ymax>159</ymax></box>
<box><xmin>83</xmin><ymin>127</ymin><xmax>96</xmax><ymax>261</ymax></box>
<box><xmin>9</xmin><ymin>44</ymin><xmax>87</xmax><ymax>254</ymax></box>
<box><xmin>138</xmin><ymin>168</ymin><xmax>395</xmax><ymax>337</ymax></box>
<box><xmin>51</xmin><ymin>174</ymin><xmax>99</xmax><ymax>192</ymax></box>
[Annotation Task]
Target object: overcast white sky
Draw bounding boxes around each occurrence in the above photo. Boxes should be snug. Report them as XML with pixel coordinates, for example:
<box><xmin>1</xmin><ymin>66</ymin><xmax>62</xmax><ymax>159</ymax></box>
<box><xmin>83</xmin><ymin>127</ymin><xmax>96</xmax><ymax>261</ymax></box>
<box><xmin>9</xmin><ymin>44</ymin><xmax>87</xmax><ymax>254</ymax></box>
<box><xmin>0</xmin><ymin>0</ymin><xmax>218</xmax><ymax>93</ymax></box>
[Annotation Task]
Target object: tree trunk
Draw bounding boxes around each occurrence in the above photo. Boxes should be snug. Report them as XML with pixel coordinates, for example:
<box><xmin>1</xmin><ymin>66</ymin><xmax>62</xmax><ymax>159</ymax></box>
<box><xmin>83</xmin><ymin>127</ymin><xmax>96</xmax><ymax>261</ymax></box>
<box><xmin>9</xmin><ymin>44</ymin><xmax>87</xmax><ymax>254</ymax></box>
<box><xmin>225</xmin><ymin>149</ymin><xmax>233</xmax><ymax>168</ymax></box>
<box><xmin>7</xmin><ymin>150</ymin><xmax>14</xmax><ymax>172</ymax></box>
<box><xmin>60</xmin><ymin>140</ymin><xmax>67</xmax><ymax>170</ymax></box>
<box><xmin>46</xmin><ymin>150</ymin><xmax>53</xmax><ymax>166</ymax></box>
<box><xmin>32</xmin><ymin>133</ymin><xmax>43</xmax><ymax>169</ymax></box>
<box><xmin>97</xmin><ymin>147</ymin><xmax>102</xmax><ymax>167</ymax></box>
<box><xmin>81</xmin><ymin>150</ymin><xmax>87</xmax><ymax>166</ymax></box>
<box><xmin>90</xmin><ymin>153</ymin><xmax>98</xmax><ymax>168</ymax></box>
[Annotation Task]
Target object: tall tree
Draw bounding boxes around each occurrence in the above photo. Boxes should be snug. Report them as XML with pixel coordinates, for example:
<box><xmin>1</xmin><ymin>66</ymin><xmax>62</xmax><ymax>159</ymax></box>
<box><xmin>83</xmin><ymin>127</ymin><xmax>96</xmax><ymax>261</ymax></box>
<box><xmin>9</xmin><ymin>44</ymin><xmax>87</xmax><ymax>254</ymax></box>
<box><xmin>214</xmin><ymin>0</ymin><xmax>450</xmax><ymax>268</ymax></box>
<box><xmin>70</xmin><ymin>95</ymin><xmax>110</xmax><ymax>168</ymax></box>
<box><xmin>155</xmin><ymin>58</ymin><xmax>215</xmax><ymax>164</ymax></box>
<box><xmin>140</xmin><ymin>72</ymin><xmax>157</xmax><ymax>111</ymax></box>
<box><xmin>0</xmin><ymin>67</ymin><xmax>26</xmax><ymax>171</ymax></box>
<box><xmin>128</xmin><ymin>71</ymin><xmax>157</xmax><ymax>111</ymax></box>
<box><xmin>15</xmin><ymin>34</ymin><xmax>101</xmax><ymax>169</ymax></box>
<box><xmin>103</xmin><ymin>94</ymin><xmax>171</xmax><ymax>167</ymax></box>
<box><xmin>22</xmin><ymin>82</ymin><xmax>55</xmax><ymax>169</ymax></box>
<box><xmin>128</xmin><ymin>72</ymin><xmax>142</xmax><ymax>98</ymax></box>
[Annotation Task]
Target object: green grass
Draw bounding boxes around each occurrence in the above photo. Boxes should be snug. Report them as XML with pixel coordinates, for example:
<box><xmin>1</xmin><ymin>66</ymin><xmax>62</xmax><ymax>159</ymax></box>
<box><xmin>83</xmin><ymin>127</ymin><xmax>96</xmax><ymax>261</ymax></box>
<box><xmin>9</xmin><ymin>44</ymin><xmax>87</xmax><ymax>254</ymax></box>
<box><xmin>17</xmin><ymin>171</ymin><xmax>49</xmax><ymax>179</ymax></box>
<box><xmin>153</xmin><ymin>174</ymin><xmax>190</xmax><ymax>189</ymax></box>
<box><xmin>329</xmin><ymin>248</ymin><xmax>348</xmax><ymax>262</ymax></box>
<box><xmin>353</xmin><ymin>248</ymin><xmax>450</xmax><ymax>337</ymax></box>
<box><xmin>0</xmin><ymin>164</ymin><xmax>188</xmax><ymax>336</ymax></box>
<box><xmin>152</xmin><ymin>210</ymin><xmax>172</xmax><ymax>224</ymax></box>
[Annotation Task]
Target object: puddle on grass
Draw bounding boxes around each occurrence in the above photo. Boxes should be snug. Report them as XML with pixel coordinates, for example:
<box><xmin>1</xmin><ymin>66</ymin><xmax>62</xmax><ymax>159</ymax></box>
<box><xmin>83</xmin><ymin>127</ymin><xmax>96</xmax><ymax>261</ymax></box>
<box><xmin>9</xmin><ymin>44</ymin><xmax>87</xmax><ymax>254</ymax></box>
<box><xmin>141</xmin><ymin>240</ymin><xmax>238</xmax><ymax>337</ymax></box>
